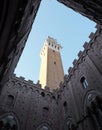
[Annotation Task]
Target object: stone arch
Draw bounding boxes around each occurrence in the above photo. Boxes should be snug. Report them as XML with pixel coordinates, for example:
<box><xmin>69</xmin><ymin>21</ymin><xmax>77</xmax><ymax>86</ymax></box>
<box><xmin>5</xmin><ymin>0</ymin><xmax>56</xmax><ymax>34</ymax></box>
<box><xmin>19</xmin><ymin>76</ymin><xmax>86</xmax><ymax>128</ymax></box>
<box><xmin>64</xmin><ymin>117</ymin><xmax>77</xmax><ymax>130</ymax></box>
<box><xmin>16</xmin><ymin>83</ymin><xmax>22</xmax><ymax>90</ymax></box>
<box><xmin>9</xmin><ymin>80</ymin><xmax>15</xmax><ymax>86</ymax></box>
<box><xmin>41</xmin><ymin>91</ymin><xmax>45</xmax><ymax>97</ymax></box>
<box><xmin>35</xmin><ymin>90</ymin><xmax>40</xmax><ymax>96</ymax></box>
<box><xmin>46</xmin><ymin>94</ymin><xmax>51</xmax><ymax>100</ymax></box>
<box><xmin>29</xmin><ymin>87</ymin><xmax>33</xmax><ymax>92</ymax></box>
<box><xmin>6</xmin><ymin>94</ymin><xmax>15</xmax><ymax>106</ymax></box>
<box><xmin>36</xmin><ymin>123</ymin><xmax>52</xmax><ymax>130</ymax></box>
<box><xmin>42</xmin><ymin>107</ymin><xmax>49</xmax><ymax>117</ymax></box>
<box><xmin>83</xmin><ymin>90</ymin><xmax>101</xmax><ymax>115</ymax></box>
<box><xmin>83</xmin><ymin>90</ymin><xmax>102</xmax><ymax>129</ymax></box>
<box><xmin>22</xmin><ymin>85</ymin><xmax>29</xmax><ymax>92</ymax></box>
<box><xmin>0</xmin><ymin>113</ymin><xmax>20</xmax><ymax>130</ymax></box>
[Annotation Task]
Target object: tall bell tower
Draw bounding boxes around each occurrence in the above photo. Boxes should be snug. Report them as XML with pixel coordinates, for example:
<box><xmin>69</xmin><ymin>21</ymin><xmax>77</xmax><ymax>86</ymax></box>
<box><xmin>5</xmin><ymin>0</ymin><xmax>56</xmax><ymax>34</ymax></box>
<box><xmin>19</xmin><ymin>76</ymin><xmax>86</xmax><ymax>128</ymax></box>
<box><xmin>39</xmin><ymin>36</ymin><xmax>64</xmax><ymax>90</ymax></box>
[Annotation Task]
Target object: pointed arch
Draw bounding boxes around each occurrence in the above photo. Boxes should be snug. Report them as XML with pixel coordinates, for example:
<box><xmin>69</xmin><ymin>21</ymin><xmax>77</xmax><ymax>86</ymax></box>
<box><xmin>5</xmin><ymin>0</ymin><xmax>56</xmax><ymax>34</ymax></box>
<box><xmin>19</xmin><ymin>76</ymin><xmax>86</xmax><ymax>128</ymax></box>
<box><xmin>0</xmin><ymin>113</ymin><xmax>20</xmax><ymax>130</ymax></box>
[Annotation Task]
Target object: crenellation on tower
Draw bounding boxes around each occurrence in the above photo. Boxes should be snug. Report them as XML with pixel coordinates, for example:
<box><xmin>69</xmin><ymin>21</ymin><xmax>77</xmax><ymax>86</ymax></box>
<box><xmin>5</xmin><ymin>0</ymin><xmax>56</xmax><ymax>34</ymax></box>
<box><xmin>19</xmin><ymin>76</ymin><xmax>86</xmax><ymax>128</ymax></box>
<box><xmin>1</xmin><ymin>1</ymin><xmax>102</xmax><ymax>130</ymax></box>
<box><xmin>40</xmin><ymin>36</ymin><xmax>62</xmax><ymax>58</ymax></box>
<box><xmin>39</xmin><ymin>36</ymin><xmax>64</xmax><ymax>90</ymax></box>
<box><xmin>46</xmin><ymin>36</ymin><xmax>62</xmax><ymax>52</ymax></box>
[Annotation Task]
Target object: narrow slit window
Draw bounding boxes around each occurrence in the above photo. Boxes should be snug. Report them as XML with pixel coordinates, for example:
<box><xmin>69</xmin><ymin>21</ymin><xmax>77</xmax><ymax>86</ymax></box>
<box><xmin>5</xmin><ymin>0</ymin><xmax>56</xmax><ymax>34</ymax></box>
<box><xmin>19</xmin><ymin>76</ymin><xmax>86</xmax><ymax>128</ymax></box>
<box><xmin>63</xmin><ymin>101</ymin><xmax>67</xmax><ymax>113</ymax></box>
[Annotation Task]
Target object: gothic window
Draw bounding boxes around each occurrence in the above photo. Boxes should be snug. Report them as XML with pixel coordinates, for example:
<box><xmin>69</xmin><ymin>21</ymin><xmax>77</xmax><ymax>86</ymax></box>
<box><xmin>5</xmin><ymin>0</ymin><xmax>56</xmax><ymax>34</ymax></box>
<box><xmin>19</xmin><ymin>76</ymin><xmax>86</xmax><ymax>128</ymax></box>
<box><xmin>84</xmin><ymin>91</ymin><xmax>102</xmax><ymax>129</ymax></box>
<box><xmin>80</xmin><ymin>77</ymin><xmax>88</xmax><ymax>89</ymax></box>
<box><xmin>64</xmin><ymin>118</ymin><xmax>76</xmax><ymax>130</ymax></box>
<box><xmin>6</xmin><ymin>95</ymin><xmax>14</xmax><ymax>106</ymax></box>
<box><xmin>37</xmin><ymin>124</ymin><xmax>51</xmax><ymax>130</ymax></box>
<box><xmin>0</xmin><ymin>115</ymin><xmax>18</xmax><ymax>130</ymax></box>
<box><xmin>39</xmin><ymin>125</ymin><xmax>49</xmax><ymax>130</ymax></box>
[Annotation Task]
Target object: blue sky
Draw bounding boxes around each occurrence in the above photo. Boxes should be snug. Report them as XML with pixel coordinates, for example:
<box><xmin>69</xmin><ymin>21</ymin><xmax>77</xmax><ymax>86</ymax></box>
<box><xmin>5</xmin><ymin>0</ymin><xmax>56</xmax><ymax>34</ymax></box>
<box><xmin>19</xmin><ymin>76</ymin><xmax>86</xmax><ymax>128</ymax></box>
<box><xmin>15</xmin><ymin>0</ymin><xmax>96</xmax><ymax>83</ymax></box>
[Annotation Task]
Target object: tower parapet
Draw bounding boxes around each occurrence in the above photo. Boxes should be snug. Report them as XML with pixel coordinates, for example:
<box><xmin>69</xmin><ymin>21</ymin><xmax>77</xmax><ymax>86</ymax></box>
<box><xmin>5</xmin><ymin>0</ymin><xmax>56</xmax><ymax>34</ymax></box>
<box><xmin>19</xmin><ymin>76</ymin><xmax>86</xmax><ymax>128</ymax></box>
<box><xmin>46</xmin><ymin>36</ymin><xmax>62</xmax><ymax>51</ymax></box>
<box><xmin>39</xmin><ymin>36</ymin><xmax>64</xmax><ymax>90</ymax></box>
<box><xmin>40</xmin><ymin>36</ymin><xmax>62</xmax><ymax>58</ymax></box>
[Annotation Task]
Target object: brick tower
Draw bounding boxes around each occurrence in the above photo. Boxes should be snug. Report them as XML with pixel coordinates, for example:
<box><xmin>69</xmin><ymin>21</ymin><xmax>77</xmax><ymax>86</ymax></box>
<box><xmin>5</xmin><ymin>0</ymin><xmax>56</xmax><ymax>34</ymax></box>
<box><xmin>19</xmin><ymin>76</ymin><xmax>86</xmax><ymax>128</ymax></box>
<box><xmin>39</xmin><ymin>36</ymin><xmax>64</xmax><ymax>90</ymax></box>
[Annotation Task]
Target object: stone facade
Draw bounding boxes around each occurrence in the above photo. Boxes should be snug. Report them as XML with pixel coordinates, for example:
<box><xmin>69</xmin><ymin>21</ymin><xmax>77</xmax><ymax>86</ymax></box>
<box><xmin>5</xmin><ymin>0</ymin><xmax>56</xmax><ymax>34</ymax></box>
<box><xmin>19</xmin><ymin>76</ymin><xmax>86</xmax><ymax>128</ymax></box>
<box><xmin>57</xmin><ymin>0</ymin><xmax>102</xmax><ymax>24</ymax></box>
<box><xmin>0</xmin><ymin>25</ymin><xmax>102</xmax><ymax>130</ymax></box>
<box><xmin>0</xmin><ymin>1</ymin><xmax>102</xmax><ymax>130</ymax></box>
<box><xmin>0</xmin><ymin>75</ymin><xmax>59</xmax><ymax>130</ymax></box>
<box><xmin>0</xmin><ymin>0</ymin><xmax>41</xmax><ymax>89</ymax></box>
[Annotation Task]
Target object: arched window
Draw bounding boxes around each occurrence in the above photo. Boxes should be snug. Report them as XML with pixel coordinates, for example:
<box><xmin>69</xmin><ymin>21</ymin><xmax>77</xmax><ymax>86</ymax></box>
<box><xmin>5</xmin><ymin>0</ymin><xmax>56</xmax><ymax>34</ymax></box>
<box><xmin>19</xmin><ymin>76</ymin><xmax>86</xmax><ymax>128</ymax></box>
<box><xmin>36</xmin><ymin>124</ymin><xmax>51</xmax><ymax>130</ymax></box>
<box><xmin>6</xmin><ymin>95</ymin><xmax>14</xmax><ymax>106</ymax></box>
<box><xmin>43</xmin><ymin>107</ymin><xmax>49</xmax><ymax>117</ymax></box>
<box><xmin>39</xmin><ymin>125</ymin><xmax>49</xmax><ymax>130</ymax></box>
<box><xmin>66</xmin><ymin>118</ymin><xmax>76</xmax><ymax>130</ymax></box>
<box><xmin>0</xmin><ymin>115</ymin><xmax>18</xmax><ymax>130</ymax></box>
<box><xmin>80</xmin><ymin>77</ymin><xmax>88</xmax><ymax>89</ymax></box>
<box><xmin>41</xmin><ymin>92</ymin><xmax>45</xmax><ymax>97</ymax></box>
